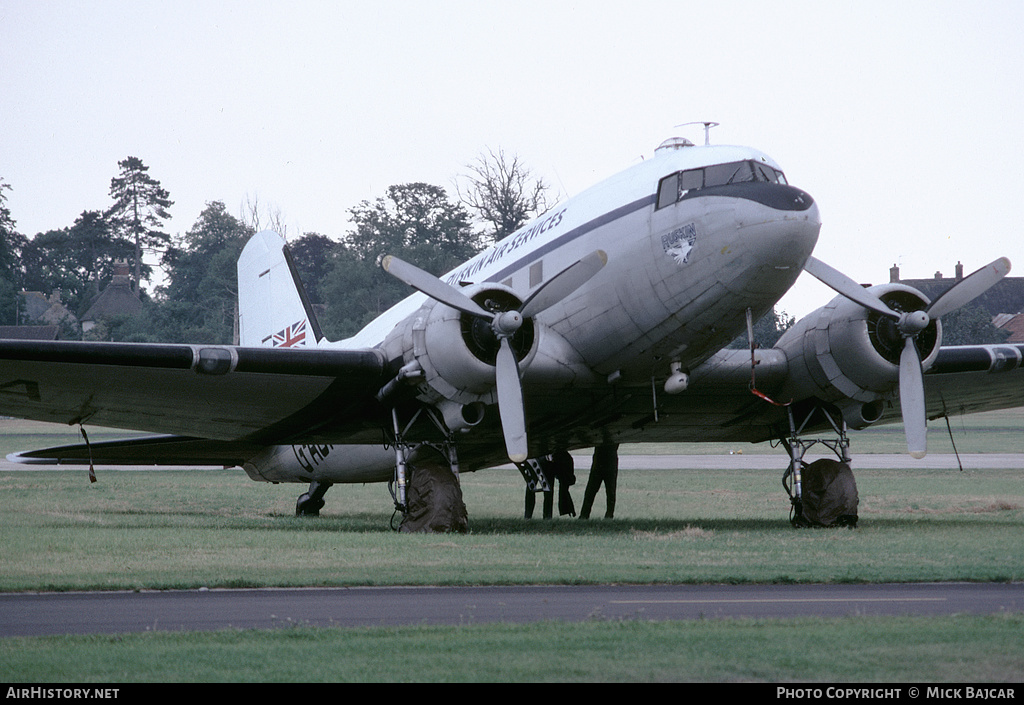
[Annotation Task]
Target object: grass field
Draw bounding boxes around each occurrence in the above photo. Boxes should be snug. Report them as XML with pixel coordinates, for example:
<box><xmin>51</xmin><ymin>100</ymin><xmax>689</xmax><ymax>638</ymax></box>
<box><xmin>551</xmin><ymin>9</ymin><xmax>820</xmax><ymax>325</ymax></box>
<box><xmin>2</xmin><ymin>465</ymin><xmax>1023</xmax><ymax>591</ymax></box>
<box><xmin>2</xmin><ymin>412</ymin><xmax>1023</xmax><ymax>682</ymax></box>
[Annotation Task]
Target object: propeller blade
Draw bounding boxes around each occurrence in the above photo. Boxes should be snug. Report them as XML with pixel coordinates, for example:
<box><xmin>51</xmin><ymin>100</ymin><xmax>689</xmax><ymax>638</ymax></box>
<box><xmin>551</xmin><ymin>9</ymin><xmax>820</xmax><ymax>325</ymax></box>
<box><xmin>804</xmin><ymin>256</ymin><xmax>899</xmax><ymax>320</ymax></box>
<box><xmin>380</xmin><ymin>255</ymin><xmax>491</xmax><ymax>318</ymax></box>
<box><xmin>804</xmin><ymin>253</ymin><xmax>1011</xmax><ymax>460</ymax></box>
<box><xmin>495</xmin><ymin>339</ymin><xmax>528</xmax><ymax>463</ymax></box>
<box><xmin>899</xmin><ymin>337</ymin><xmax>928</xmax><ymax>459</ymax></box>
<box><xmin>926</xmin><ymin>257</ymin><xmax>1011</xmax><ymax>319</ymax></box>
<box><xmin>520</xmin><ymin>250</ymin><xmax>608</xmax><ymax>319</ymax></box>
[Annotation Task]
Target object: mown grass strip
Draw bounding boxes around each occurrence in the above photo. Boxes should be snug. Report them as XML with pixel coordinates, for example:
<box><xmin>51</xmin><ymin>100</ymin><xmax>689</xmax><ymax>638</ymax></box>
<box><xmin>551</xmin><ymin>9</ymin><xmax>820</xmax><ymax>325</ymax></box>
<box><xmin>2</xmin><ymin>615</ymin><xmax>1022</xmax><ymax>682</ymax></box>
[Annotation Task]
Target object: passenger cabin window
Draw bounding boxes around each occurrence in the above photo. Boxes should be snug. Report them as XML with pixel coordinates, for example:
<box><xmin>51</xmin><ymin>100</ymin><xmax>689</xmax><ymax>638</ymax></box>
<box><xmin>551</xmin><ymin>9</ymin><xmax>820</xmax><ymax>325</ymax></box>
<box><xmin>656</xmin><ymin>160</ymin><xmax>788</xmax><ymax>209</ymax></box>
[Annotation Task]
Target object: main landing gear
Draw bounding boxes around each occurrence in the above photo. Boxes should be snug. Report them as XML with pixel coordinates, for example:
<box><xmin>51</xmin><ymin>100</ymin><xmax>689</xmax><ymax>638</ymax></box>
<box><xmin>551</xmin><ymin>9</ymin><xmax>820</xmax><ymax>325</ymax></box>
<box><xmin>387</xmin><ymin>406</ymin><xmax>467</xmax><ymax>533</ymax></box>
<box><xmin>779</xmin><ymin>402</ymin><xmax>858</xmax><ymax>528</ymax></box>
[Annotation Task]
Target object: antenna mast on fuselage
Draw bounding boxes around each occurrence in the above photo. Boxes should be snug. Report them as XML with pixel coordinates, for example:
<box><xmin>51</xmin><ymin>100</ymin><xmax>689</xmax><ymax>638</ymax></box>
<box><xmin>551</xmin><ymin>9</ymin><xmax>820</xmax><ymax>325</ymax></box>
<box><xmin>676</xmin><ymin>121</ymin><xmax>720</xmax><ymax>145</ymax></box>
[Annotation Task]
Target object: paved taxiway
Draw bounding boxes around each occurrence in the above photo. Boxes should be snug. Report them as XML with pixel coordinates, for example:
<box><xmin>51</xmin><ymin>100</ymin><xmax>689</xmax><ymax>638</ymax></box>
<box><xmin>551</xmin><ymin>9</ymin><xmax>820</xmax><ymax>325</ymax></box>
<box><xmin>2</xmin><ymin>583</ymin><xmax>1022</xmax><ymax>637</ymax></box>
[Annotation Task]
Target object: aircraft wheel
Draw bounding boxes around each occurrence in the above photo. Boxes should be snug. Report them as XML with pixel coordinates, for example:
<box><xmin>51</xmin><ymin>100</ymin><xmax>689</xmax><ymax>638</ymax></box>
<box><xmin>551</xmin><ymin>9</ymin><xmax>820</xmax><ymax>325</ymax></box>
<box><xmin>295</xmin><ymin>481</ymin><xmax>332</xmax><ymax>516</ymax></box>
<box><xmin>295</xmin><ymin>492</ymin><xmax>325</xmax><ymax>516</ymax></box>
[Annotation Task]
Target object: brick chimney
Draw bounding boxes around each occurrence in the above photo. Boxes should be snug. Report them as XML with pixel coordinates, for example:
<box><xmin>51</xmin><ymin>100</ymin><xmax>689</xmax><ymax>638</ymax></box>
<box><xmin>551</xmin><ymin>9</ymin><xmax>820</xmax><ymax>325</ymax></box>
<box><xmin>111</xmin><ymin>259</ymin><xmax>131</xmax><ymax>286</ymax></box>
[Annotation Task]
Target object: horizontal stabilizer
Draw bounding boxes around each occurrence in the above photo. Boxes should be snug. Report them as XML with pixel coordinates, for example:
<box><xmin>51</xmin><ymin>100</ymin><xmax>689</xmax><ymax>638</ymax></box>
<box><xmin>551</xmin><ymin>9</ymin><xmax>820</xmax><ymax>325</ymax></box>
<box><xmin>7</xmin><ymin>435</ymin><xmax>264</xmax><ymax>467</ymax></box>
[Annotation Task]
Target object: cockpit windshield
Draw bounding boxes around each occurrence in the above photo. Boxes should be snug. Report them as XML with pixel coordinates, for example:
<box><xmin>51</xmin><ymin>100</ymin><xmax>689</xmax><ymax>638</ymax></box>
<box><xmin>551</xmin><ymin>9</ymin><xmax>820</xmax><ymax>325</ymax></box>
<box><xmin>656</xmin><ymin>160</ymin><xmax>788</xmax><ymax>209</ymax></box>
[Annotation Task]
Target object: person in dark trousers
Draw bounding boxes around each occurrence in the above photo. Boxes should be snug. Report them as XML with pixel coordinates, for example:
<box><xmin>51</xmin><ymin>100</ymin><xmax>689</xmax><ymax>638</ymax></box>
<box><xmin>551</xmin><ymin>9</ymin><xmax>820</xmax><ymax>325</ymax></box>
<box><xmin>525</xmin><ymin>451</ymin><xmax>576</xmax><ymax>519</ymax></box>
<box><xmin>549</xmin><ymin>450</ymin><xmax>576</xmax><ymax>517</ymax></box>
<box><xmin>580</xmin><ymin>443</ymin><xmax>619</xmax><ymax>519</ymax></box>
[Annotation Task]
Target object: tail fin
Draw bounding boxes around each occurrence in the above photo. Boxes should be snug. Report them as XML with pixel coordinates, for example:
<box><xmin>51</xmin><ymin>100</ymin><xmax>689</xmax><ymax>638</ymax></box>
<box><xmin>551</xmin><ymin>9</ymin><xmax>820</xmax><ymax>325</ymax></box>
<box><xmin>237</xmin><ymin>230</ymin><xmax>324</xmax><ymax>348</ymax></box>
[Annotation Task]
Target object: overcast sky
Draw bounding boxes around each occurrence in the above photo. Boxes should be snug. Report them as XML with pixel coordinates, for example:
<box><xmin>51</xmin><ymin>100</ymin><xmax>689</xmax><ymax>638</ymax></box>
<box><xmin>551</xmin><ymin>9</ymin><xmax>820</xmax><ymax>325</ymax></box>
<box><xmin>2</xmin><ymin>0</ymin><xmax>1022</xmax><ymax>319</ymax></box>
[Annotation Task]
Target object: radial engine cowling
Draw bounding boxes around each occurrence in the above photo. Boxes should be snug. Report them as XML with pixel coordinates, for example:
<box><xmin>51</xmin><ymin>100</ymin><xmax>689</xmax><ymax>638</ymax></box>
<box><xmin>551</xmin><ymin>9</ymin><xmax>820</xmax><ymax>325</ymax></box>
<box><xmin>774</xmin><ymin>283</ymin><xmax>941</xmax><ymax>428</ymax></box>
<box><xmin>378</xmin><ymin>250</ymin><xmax>607</xmax><ymax>460</ymax></box>
<box><xmin>381</xmin><ymin>285</ymin><xmax>538</xmax><ymax>414</ymax></box>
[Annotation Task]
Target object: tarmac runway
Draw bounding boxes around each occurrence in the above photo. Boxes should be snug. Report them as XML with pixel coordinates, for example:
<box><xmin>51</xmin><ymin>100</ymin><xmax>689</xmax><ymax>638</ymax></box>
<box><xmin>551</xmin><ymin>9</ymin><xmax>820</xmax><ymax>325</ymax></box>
<box><xmin>2</xmin><ymin>582</ymin><xmax>1022</xmax><ymax>637</ymax></box>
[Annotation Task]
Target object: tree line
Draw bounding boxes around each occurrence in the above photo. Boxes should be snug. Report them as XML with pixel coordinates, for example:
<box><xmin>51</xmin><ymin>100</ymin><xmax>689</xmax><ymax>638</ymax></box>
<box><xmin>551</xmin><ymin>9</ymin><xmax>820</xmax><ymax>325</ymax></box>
<box><xmin>0</xmin><ymin>150</ymin><xmax>551</xmax><ymax>344</ymax></box>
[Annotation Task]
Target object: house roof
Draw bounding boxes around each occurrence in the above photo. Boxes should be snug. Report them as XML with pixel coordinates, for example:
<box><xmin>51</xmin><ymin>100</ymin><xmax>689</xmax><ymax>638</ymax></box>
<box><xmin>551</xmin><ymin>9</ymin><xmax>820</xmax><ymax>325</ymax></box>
<box><xmin>0</xmin><ymin>325</ymin><xmax>59</xmax><ymax>340</ymax></box>
<box><xmin>888</xmin><ymin>262</ymin><xmax>1024</xmax><ymax>317</ymax></box>
<box><xmin>994</xmin><ymin>313</ymin><xmax>1024</xmax><ymax>343</ymax></box>
<box><xmin>80</xmin><ymin>274</ymin><xmax>144</xmax><ymax>323</ymax></box>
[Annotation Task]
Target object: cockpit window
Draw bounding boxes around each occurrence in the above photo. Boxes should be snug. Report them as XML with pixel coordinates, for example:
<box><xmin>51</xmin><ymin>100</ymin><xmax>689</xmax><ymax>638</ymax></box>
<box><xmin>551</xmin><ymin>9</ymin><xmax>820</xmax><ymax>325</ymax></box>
<box><xmin>679</xmin><ymin>169</ymin><xmax>703</xmax><ymax>191</ymax></box>
<box><xmin>656</xmin><ymin>160</ymin><xmax>788</xmax><ymax>209</ymax></box>
<box><xmin>704</xmin><ymin>161</ymin><xmax>755</xmax><ymax>187</ymax></box>
<box><xmin>754</xmin><ymin>162</ymin><xmax>787</xmax><ymax>184</ymax></box>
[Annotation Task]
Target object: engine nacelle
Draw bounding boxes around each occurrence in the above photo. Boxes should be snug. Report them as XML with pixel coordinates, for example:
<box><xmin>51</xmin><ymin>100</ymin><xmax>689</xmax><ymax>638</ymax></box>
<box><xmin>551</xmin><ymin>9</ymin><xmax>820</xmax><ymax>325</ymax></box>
<box><xmin>775</xmin><ymin>283</ymin><xmax>941</xmax><ymax>428</ymax></box>
<box><xmin>379</xmin><ymin>283</ymin><xmax>593</xmax><ymax>427</ymax></box>
<box><xmin>382</xmin><ymin>284</ymin><xmax>536</xmax><ymax>407</ymax></box>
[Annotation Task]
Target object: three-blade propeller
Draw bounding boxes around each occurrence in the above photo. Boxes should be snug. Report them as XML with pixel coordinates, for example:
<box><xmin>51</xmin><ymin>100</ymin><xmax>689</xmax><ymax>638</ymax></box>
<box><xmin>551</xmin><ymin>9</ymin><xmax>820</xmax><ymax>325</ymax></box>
<box><xmin>804</xmin><ymin>255</ymin><xmax>1011</xmax><ymax>458</ymax></box>
<box><xmin>381</xmin><ymin>251</ymin><xmax>607</xmax><ymax>462</ymax></box>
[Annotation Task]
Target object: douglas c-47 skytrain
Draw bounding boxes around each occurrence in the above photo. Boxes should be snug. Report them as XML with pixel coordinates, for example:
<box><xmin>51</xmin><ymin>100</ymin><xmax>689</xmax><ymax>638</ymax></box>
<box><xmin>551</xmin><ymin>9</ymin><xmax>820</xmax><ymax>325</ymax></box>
<box><xmin>2</xmin><ymin>134</ymin><xmax>1021</xmax><ymax>524</ymax></box>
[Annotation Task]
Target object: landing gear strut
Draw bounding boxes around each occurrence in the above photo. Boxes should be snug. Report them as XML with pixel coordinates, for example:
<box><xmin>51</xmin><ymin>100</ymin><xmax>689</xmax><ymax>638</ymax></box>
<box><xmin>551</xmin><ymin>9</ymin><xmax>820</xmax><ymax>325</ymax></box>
<box><xmin>780</xmin><ymin>402</ymin><xmax>851</xmax><ymax>525</ymax></box>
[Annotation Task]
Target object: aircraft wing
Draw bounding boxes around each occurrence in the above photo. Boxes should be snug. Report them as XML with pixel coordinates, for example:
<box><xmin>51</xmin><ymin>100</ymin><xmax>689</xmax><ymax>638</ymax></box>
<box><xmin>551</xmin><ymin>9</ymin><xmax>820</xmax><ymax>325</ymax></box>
<box><xmin>634</xmin><ymin>343</ymin><xmax>1024</xmax><ymax>444</ymax></box>
<box><xmin>889</xmin><ymin>344</ymin><xmax>1024</xmax><ymax>422</ymax></box>
<box><xmin>450</xmin><ymin>343</ymin><xmax>1024</xmax><ymax>469</ymax></box>
<box><xmin>3</xmin><ymin>338</ymin><xmax>1021</xmax><ymax>471</ymax></box>
<box><xmin>0</xmin><ymin>339</ymin><xmax>390</xmax><ymax>449</ymax></box>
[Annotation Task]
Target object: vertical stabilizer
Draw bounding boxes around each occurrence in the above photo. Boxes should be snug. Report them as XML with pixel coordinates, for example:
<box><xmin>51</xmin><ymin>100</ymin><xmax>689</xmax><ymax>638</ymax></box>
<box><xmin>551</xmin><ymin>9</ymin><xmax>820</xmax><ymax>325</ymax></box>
<box><xmin>237</xmin><ymin>230</ymin><xmax>324</xmax><ymax>348</ymax></box>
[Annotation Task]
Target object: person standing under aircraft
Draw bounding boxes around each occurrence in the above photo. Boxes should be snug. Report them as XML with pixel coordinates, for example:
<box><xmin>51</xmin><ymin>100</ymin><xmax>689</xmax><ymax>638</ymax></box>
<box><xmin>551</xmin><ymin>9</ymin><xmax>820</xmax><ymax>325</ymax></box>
<box><xmin>550</xmin><ymin>450</ymin><xmax>576</xmax><ymax>517</ymax></box>
<box><xmin>580</xmin><ymin>444</ymin><xmax>619</xmax><ymax>519</ymax></box>
<box><xmin>524</xmin><ymin>451</ymin><xmax>575</xmax><ymax>519</ymax></box>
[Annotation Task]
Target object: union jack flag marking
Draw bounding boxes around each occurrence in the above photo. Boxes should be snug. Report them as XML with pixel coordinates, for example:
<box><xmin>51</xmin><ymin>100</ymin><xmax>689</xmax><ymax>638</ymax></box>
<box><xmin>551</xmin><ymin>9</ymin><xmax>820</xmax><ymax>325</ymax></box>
<box><xmin>272</xmin><ymin>320</ymin><xmax>308</xmax><ymax>348</ymax></box>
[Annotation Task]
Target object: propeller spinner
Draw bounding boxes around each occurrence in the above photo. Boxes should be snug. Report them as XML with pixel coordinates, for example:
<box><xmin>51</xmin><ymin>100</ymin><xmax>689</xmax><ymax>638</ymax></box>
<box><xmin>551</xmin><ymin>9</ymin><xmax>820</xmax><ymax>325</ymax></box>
<box><xmin>804</xmin><ymin>255</ymin><xmax>1011</xmax><ymax>458</ymax></box>
<box><xmin>381</xmin><ymin>251</ymin><xmax>607</xmax><ymax>462</ymax></box>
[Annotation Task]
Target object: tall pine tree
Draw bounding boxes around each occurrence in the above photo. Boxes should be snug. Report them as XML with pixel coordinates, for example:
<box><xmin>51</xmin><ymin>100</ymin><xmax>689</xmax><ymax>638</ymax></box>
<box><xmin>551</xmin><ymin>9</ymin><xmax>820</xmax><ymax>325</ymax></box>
<box><xmin>106</xmin><ymin>157</ymin><xmax>173</xmax><ymax>295</ymax></box>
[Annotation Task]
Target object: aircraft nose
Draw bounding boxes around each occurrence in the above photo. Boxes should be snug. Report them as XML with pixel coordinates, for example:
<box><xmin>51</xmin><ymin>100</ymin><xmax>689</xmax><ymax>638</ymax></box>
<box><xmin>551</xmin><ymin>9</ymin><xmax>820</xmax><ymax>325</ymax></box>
<box><xmin>715</xmin><ymin>181</ymin><xmax>816</xmax><ymax>213</ymax></box>
<box><xmin>779</xmin><ymin>186</ymin><xmax>820</xmax><ymax>246</ymax></box>
<box><xmin>774</xmin><ymin>184</ymin><xmax>816</xmax><ymax>213</ymax></box>
<box><xmin>733</xmin><ymin>187</ymin><xmax>821</xmax><ymax>287</ymax></box>
<box><xmin>792</xmin><ymin>189</ymin><xmax>821</xmax><ymax>239</ymax></box>
<box><xmin>773</xmin><ymin>193</ymin><xmax>820</xmax><ymax>265</ymax></box>
<box><xmin>723</xmin><ymin>182</ymin><xmax>821</xmax><ymax>261</ymax></box>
